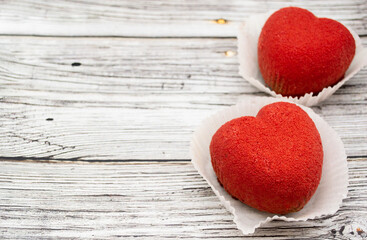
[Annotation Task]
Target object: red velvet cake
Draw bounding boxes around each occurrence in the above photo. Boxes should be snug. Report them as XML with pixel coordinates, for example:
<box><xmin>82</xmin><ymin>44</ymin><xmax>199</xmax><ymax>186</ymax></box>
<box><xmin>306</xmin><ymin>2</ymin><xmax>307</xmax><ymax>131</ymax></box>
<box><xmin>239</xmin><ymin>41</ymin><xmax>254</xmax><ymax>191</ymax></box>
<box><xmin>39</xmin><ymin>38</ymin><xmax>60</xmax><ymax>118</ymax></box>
<box><xmin>258</xmin><ymin>7</ymin><xmax>356</xmax><ymax>96</ymax></box>
<box><xmin>210</xmin><ymin>102</ymin><xmax>323</xmax><ymax>214</ymax></box>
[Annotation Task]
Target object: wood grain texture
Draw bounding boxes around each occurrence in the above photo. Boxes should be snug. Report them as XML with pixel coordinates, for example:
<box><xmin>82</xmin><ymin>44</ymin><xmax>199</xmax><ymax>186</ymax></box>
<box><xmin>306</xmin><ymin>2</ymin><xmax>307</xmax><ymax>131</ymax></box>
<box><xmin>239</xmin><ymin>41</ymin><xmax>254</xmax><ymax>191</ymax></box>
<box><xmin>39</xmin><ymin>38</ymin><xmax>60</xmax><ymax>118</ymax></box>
<box><xmin>1</xmin><ymin>1</ymin><xmax>366</xmax><ymax>239</ymax></box>
<box><xmin>0</xmin><ymin>159</ymin><xmax>366</xmax><ymax>239</ymax></box>
<box><xmin>0</xmin><ymin>0</ymin><xmax>366</xmax><ymax>37</ymax></box>
<box><xmin>1</xmin><ymin>36</ymin><xmax>366</xmax><ymax>160</ymax></box>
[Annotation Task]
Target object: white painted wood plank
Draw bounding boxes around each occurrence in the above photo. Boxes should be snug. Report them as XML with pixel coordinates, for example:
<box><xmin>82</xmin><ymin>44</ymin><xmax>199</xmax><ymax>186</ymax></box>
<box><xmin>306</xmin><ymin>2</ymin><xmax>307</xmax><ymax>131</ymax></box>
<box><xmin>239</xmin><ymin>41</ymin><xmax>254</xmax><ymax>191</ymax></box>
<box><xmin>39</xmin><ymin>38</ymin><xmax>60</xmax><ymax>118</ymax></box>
<box><xmin>0</xmin><ymin>160</ymin><xmax>366</xmax><ymax>239</ymax></box>
<box><xmin>0</xmin><ymin>36</ymin><xmax>366</xmax><ymax>160</ymax></box>
<box><xmin>0</xmin><ymin>0</ymin><xmax>365</xmax><ymax>36</ymax></box>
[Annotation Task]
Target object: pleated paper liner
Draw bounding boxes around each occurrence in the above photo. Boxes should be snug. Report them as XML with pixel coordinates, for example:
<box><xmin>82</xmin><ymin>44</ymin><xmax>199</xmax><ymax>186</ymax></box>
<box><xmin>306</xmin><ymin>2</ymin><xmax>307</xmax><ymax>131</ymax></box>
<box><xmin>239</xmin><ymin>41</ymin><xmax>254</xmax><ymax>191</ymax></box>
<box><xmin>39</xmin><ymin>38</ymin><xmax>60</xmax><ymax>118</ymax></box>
<box><xmin>237</xmin><ymin>10</ymin><xmax>367</xmax><ymax>107</ymax></box>
<box><xmin>190</xmin><ymin>97</ymin><xmax>348</xmax><ymax>235</ymax></box>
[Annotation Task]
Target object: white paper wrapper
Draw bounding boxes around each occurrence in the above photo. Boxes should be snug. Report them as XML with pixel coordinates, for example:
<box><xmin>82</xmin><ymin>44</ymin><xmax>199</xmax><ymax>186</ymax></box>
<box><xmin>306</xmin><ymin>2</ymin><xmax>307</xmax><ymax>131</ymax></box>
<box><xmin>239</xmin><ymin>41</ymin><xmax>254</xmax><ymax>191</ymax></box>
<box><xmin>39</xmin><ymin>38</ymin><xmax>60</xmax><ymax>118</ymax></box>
<box><xmin>190</xmin><ymin>96</ymin><xmax>348</xmax><ymax>235</ymax></box>
<box><xmin>238</xmin><ymin>10</ymin><xmax>367</xmax><ymax>107</ymax></box>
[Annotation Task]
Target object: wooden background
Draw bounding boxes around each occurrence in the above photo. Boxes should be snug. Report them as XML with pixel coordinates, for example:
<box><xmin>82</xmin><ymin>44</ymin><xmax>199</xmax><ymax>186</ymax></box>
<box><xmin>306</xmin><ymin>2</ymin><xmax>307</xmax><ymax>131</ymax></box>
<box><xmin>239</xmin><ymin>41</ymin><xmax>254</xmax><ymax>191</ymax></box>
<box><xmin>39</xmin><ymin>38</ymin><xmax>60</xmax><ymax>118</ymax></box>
<box><xmin>1</xmin><ymin>0</ymin><xmax>366</xmax><ymax>239</ymax></box>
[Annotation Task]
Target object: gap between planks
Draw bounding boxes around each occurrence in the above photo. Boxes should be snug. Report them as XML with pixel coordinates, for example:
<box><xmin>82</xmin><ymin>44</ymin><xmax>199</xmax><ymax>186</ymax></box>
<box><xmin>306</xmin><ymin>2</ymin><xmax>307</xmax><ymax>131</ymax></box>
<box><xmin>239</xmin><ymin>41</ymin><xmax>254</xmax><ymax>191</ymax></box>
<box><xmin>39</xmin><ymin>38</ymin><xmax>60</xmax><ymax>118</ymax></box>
<box><xmin>0</xmin><ymin>156</ymin><xmax>366</xmax><ymax>165</ymax></box>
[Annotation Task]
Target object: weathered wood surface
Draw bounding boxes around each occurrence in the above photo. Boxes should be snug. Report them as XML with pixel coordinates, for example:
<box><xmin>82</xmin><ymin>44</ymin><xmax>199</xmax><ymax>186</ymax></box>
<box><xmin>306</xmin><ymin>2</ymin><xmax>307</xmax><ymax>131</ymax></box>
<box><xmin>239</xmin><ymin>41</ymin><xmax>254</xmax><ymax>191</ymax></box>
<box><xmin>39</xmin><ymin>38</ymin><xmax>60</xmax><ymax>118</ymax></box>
<box><xmin>1</xmin><ymin>159</ymin><xmax>367</xmax><ymax>239</ymax></box>
<box><xmin>1</xmin><ymin>1</ymin><xmax>367</xmax><ymax>239</ymax></box>
<box><xmin>0</xmin><ymin>0</ymin><xmax>366</xmax><ymax>37</ymax></box>
<box><xmin>1</xmin><ymin>36</ymin><xmax>366</xmax><ymax>160</ymax></box>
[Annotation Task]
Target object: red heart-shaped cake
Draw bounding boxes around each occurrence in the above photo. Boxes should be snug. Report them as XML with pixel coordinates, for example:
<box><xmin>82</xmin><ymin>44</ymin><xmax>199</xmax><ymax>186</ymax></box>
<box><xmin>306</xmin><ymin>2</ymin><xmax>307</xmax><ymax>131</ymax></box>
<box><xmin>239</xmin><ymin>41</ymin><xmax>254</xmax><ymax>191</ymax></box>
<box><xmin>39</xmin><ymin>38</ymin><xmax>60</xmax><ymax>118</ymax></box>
<box><xmin>210</xmin><ymin>102</ymin><xmax>323</xmax><ymax>214</ymax></box>
<box><xmin>258</xmin><ymin>7</ymin><xmax>356</xmax><ymax>97</ymax></box>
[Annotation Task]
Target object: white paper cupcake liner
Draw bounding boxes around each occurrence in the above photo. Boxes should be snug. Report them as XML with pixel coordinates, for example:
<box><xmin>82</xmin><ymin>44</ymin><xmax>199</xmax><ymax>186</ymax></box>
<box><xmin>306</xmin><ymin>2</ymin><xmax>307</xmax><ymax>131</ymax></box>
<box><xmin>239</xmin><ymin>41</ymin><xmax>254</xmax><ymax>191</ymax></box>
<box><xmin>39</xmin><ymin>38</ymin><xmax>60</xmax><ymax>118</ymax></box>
<box><xmin>238</xmin><ymin>10</ymin><xmax>367</xmax><ymax>107</ymax></box>
<box><xmin>190</xmin><ymin>96</ymin><xmax>348</xmax><ymax>235</ymax></box>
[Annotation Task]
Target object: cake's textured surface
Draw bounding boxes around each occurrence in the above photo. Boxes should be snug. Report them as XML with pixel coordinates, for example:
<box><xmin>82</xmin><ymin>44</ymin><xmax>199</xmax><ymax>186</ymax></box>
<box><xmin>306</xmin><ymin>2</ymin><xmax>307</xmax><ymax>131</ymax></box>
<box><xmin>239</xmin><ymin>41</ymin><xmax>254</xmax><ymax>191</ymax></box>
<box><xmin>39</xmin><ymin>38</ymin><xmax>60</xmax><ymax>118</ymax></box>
<box><xmin>258</xmin><ymin>7</ymin><xmax>356</xmax><ymax>97</ymax></box>
<box><xmin>210</xmin><ymin>102</ymin><xmax>323</xmax><ymax>214</ymax></box>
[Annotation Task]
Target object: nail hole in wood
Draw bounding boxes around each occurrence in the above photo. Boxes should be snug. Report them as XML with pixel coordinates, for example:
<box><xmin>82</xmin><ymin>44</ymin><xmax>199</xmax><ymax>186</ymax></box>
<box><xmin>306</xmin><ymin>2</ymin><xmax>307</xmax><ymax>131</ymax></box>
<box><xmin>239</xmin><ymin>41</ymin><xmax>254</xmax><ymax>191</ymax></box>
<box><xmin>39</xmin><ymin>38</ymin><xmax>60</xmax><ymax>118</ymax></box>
<box><xmin>71</xmin><ymin>62</ymin><xmax>82</xmax><ymax>67</ymax></box>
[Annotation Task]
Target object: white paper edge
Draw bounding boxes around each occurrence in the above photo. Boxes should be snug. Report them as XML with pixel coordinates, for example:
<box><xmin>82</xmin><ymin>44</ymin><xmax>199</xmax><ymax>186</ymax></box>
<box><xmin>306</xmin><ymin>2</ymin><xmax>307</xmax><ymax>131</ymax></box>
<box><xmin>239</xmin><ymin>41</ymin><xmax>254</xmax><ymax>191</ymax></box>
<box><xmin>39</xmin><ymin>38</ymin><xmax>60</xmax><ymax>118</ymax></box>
<box><xmin>237</xmin><ymin>10</ymin><xmax>367</xmax><ymax>107</ymax></box>
<box><xmin>190</xmin><ymin>96</ymin><xmax>348</xmax><ymax>235</ymax></box>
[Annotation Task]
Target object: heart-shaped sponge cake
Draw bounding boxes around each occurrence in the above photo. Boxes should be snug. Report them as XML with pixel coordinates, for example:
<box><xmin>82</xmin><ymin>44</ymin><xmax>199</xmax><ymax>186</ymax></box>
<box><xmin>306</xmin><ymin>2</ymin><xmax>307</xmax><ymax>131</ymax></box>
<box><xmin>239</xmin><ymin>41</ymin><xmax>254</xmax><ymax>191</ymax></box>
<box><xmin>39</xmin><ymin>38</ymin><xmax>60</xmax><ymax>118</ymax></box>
<box><xmin>258</xmin><ymin>7</ymin><xmax>356</xmax><ymax>97</ymax></box>
<box><xmin>210</xmin><ymin>102</ymin><xmax>323</xmax><ymax>214</ymax></box>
